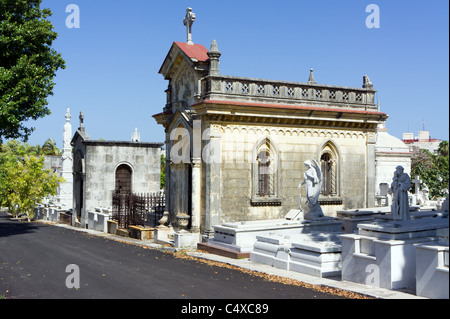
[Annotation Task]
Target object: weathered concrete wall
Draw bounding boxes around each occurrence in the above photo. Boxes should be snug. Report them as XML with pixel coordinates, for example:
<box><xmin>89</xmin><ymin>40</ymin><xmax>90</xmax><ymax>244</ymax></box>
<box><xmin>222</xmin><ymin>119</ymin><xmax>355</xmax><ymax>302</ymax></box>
<box><xmin>84</xmin><ymin>142</ymin><xmax>161</xmax><ymax>213</ymax></box>
<box><xmin>212</xmin><ymin>124</ymin><xmax>370</xmax><ymax>224</ymax></box>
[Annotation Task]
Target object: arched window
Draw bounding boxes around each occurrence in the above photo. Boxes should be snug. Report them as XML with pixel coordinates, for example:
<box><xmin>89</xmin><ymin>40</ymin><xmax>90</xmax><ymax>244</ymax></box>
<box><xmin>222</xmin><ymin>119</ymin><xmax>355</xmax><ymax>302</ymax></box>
<box><xmin>320</xmin><ymin>142</ymin><xmax>339</xmax><ymax>196</ymax></box>
<box><xmin>252</xmin><ymin>138</ymin><xmax>280</xmax><ymax>205</ymax></box>
<box><xmin>257</xmin><ymin>149</ymin><xmax>273</xmax><ymax>196</ymax></box>
<box><xmin>115</xmin><ymin>164</ymin><xmax>132</xmax><ymax>195</ymax></box>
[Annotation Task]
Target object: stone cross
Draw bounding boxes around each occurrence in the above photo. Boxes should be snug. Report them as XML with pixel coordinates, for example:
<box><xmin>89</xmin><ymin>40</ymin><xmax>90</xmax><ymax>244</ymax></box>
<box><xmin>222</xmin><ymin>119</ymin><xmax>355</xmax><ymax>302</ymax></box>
<box><xmin>413</xmin><ymin>175</ymin><xmax>422</xmax><ymax>195</ymax></box>
<box><xmin>79</xmin><ymin>111</ymin><xmax>85</xmax><ymax>131</ymax></box>
<box><xmin>183</xmin><ymin>7</ymin><xmax>195</xmax><ymax>44</ymax></box>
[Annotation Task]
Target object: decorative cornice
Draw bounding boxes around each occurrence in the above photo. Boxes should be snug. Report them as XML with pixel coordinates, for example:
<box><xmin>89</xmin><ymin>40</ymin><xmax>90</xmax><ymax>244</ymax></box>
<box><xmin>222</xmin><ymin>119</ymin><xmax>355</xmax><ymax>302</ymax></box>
<box><xmin>193</xmin><ymin>100</ymin><xmax>385</xmax><ymax>131</ymax></box>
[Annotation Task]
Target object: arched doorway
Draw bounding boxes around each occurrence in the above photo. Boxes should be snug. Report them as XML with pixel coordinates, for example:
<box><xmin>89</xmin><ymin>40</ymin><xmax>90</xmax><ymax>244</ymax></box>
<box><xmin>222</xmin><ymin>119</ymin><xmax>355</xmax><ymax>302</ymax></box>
<box><xmin>115</xmin><ymin>164</ymin><xmax>132</xmax><ymax>195</ymax></box>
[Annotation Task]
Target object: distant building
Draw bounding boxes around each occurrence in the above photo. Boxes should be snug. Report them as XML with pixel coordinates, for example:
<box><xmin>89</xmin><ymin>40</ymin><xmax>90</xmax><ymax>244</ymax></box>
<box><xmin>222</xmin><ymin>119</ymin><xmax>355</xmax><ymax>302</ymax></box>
<box><xmin>402</xmin><ymin>130</ymin><xmax>441</xmax><ymax>154</ymax></box>
<box><xmin>375</xmin><ymin>123</ymin><xmax>412</xmax><ymax>199</ymax></box>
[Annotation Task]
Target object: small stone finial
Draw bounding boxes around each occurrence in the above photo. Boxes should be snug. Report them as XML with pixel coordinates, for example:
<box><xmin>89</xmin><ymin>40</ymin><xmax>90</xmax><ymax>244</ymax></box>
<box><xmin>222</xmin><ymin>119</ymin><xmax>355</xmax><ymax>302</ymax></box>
<box><xmin>363</xmin><ymin>74</ymin><xmax>373</xmax><ymax>89</ymax></box>
<box><xmin>183</xmin><ymin>7</ymin><xmax>196</xmax><ymax>45</ymax></box>
<box><xmin>308</xmin><ymin>68</ymin><xmax>316</xmax><ymax>84</ymax></box>
<box><xmin>207</xmin><ymin>39</ymin><xmax>221</xmax><ymax>76</ymax></box>
<box><xmin>209</xmin><ymin>39</ymin><xmax>219</xmax><ymax>53</ymax></box>
<box><xmin>131</xmin><ymin>128</ymin><xmax>140</xmax><ymax>142</ymax></box>
<box><xmin>65</xmin><ymin>107</ymin><xmax>71</xmax><ymax>123</ymax></box>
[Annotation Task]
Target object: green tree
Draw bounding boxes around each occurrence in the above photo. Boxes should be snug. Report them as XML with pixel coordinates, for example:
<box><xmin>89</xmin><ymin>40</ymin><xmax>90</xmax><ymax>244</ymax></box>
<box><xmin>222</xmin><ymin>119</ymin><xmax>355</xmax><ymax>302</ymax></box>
<box><xmin>411</xmin><ymin>141</ymin><xmax>449</xmax><ymax>198</ymax></box>
<box><xmin>2</xmin><ymin>155</ymin><xmax>64</xmax><ymax>221</ymax></box>
<box><xmin>0</xmin><ymin>141</ymin><xmax>18</xmax><ymax>205</ymax></box>
<box><xmin>0</xmin><ymin>139</ymin><xmax>64</xmax><ymax>220</ymax></box>
<box><xmin>0</xmin><ymin>0</ymin><xmax>66</xmax><ymax>142</ymax></box>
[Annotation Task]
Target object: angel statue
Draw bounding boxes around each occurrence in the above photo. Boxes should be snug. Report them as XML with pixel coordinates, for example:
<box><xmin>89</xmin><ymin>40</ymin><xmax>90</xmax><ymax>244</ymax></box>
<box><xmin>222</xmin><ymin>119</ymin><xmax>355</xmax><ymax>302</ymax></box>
<box><xmin>299</xmin><ymin>159</ymin><xmax>324</xmax><ymax>219</ymax></box>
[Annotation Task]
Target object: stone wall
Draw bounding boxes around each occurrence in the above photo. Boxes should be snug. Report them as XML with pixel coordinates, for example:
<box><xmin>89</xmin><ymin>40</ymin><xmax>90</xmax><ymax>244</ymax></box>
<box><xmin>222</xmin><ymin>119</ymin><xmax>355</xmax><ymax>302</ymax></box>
<box><xmin>83</xmin><ymin>141</ymin><xmax>161</xmax><ymax>214</ymax></box>
<box><xmin>205</xmin><ymin>124</ymin><xmax>371</xmax><ymax>225</ymax></box>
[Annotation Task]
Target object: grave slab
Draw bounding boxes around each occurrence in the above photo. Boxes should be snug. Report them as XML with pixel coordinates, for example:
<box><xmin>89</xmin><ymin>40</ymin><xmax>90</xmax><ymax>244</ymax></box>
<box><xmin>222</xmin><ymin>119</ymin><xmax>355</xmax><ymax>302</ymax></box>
<box><xmin>250</xmin><ymin>232</ymin><xmax>343</xmax><ymax>278</ymax></box>
<box><xmin>209</xmin><ymin>217</ymin><xmax>342</xmax><ymax>253</ymax></box>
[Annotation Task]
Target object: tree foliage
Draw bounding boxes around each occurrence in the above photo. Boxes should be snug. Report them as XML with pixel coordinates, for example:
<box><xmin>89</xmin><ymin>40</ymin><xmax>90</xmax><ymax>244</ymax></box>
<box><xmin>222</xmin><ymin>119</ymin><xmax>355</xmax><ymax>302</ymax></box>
<box><xmin>0</xmin><ymin>139</ymin><xmax>64</xmax><ymax>221</ymax></box>
<box><xmin>0</xmin><ymin>0</ymin><xmax>65</xmax><ymax>142</ymax></box>
<box><xmin>410</xmin><ymin>141</ymin><xmax>449</xmax><ymax>198</ymax></box>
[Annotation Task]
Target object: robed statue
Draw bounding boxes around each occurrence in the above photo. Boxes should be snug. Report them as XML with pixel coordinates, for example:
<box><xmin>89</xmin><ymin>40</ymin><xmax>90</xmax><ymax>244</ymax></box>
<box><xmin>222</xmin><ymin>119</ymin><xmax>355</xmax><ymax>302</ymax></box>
<box><xmin>391</xmin><ymin>166</ymin><xmax>411</xmax><ymax>221</ymax></box>
<box><xmin>299</xmin><ymin>160</ymin><xmax>324</xmax><ymax>219</ymax></box>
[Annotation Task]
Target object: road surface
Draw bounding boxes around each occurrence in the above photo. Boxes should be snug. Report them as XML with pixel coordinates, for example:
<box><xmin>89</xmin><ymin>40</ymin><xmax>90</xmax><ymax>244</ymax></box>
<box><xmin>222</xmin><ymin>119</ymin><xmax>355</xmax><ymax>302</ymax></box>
<box><xmin>0</xmin><ymin>212</ymin><xmax>346</xmax><ymax>302</ymax></box>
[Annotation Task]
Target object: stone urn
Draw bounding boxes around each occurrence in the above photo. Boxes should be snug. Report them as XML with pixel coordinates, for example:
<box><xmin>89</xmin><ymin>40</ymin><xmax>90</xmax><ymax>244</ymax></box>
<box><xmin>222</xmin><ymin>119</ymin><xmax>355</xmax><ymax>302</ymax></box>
<box><xmin>176</xmin><ymin>213</ymin><xmax>190</xmax><ymax>230</ymax></box>
<box><xmin>158</xmin><ymin>211</ymin><xmax>169</xmax><ymax>227</ymax></box>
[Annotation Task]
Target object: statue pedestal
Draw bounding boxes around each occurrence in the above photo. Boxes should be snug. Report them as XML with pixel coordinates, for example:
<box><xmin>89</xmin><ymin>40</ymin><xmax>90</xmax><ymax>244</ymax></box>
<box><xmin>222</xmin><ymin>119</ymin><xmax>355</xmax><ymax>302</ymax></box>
<box><xmin>340</xmin><ymin>217</ymin><xmax>449</xmax><ymax>290</ymax></box>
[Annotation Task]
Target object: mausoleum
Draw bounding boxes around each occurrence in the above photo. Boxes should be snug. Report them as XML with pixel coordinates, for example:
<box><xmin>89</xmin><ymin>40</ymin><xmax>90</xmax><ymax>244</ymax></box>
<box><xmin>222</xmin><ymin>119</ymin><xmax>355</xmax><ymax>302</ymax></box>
<box><xmin>153</xmin><ymin>8</ymin><xmax>389</xmax><ymax>238</ymax></box>
<box><xmin>71</xmin><ymin>112</ymin><xmax>162</xmax><ymax>227</ymax></box>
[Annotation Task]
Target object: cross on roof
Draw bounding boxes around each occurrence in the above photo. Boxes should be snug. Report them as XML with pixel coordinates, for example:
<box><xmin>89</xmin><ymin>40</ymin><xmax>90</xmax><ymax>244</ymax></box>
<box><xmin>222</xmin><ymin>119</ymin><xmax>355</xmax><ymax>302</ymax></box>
<box><xmin>183</xmin><ymin>7</ymin><xmax>195</xmax><ymax>44</ymax></box>
<box><xmin>79</xmin><ymin>111</ymin><xmax>85</xmax><ymax>131</ymax></box>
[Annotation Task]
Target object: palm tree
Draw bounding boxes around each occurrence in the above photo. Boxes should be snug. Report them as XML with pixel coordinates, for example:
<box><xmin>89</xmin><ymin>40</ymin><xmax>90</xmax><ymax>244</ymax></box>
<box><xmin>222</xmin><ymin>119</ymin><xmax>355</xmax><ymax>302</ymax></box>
<box><xmin>42</xmin><ymin>138</ymin><xmax>62</xmax><ymax>156</ymax></box>
<box><xmin>438</xmin><ymin>141</ymin><xmax>448</xmax><ymax>157</ymax></box>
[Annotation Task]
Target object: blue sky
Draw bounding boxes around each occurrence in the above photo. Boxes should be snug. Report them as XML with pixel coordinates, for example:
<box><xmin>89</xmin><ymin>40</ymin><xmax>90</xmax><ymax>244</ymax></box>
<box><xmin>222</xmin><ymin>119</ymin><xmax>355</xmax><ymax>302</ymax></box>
<box><xmin>26</xmin><ymin>0</ymin><xmax>449</xmax><ymax>148</ymax></box>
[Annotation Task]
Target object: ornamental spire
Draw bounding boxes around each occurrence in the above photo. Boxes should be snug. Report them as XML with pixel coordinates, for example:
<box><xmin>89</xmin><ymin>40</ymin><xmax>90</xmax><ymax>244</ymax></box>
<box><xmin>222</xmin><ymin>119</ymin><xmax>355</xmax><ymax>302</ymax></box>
<box><xmin>308</xmin><ymin>68</ymin><xmax>316</xmax><ymax>84</ymax></box>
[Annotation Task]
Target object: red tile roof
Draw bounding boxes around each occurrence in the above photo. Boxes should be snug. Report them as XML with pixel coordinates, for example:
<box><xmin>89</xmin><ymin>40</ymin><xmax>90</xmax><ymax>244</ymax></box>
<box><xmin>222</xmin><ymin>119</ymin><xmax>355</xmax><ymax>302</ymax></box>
<box><xmin>174</xmin><ymin>41</ymin><xmax>209</xmax><ymax>62</ymax></box>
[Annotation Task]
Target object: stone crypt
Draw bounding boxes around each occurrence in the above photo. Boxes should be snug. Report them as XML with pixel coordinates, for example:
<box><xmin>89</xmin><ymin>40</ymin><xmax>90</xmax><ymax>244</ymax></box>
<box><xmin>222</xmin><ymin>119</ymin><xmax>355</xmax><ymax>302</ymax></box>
<box><xmin>153</xmin><ymin>8</ymin><xmax>388</xmax><ymax>245</ymax></box>
<box><xmin>71</xmin><ymin>112</ymin><xmax>162</xmax><ymax>228</ymax></box>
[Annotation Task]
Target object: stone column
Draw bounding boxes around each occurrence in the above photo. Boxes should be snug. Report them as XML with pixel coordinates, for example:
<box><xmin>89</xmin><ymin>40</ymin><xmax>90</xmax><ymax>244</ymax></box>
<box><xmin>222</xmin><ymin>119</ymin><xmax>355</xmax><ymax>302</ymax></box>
<box><xmin>366</xmin><ymin>132</ymin><xmax>376</xmax><ymax>207</ymax></box>
<box><xmin>164</xmin><ymin>131</ymin><xmax>174</xmax><ymax>224</ymax></box>
<box><xmin>191</xmin><ymin>158</ymin><xmax>201</xmax><ymax>232</ymax></box>
<box><xmin>204</xmin><ymin>124</ymin><xmax>222</xmax><ymax>237</ymax></box>
<box><xmin>191</xmin><ymin>118</ymin><xmax>202</xmax><ymax>232</ymax></box>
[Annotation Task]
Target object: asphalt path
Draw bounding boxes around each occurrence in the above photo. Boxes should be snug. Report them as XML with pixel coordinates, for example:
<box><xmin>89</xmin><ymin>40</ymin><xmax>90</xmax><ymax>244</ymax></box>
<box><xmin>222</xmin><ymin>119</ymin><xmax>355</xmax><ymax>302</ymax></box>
<box><xmin>0</xmin><ymin>212</ymin><xmax>347</xmax><ymax>301</ymax></box>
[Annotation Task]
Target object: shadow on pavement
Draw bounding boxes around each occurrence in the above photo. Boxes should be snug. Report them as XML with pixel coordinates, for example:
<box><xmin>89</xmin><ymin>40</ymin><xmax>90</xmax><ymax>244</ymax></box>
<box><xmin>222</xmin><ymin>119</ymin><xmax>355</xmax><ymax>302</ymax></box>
<box><xmin>0</xmin><ymin>211</ymin><xmax>39</xmax><ymax>238</ymax></box>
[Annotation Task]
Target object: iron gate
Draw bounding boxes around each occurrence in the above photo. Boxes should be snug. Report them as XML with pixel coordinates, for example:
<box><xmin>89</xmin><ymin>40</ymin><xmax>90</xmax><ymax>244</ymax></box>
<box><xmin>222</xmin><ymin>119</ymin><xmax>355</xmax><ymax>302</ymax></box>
<box><xmin>112</xmin><ymin>192</ymin><xmax>165</xmax><ymax>228</ymax></box>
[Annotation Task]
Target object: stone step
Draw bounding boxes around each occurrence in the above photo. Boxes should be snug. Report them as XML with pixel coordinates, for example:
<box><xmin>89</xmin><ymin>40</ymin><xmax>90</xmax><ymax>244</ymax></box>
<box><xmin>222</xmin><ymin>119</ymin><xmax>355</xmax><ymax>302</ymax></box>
<box><xmin>197</xmin><ymin>242</ymin><xmax>250</xmax><ymax>259</ymax></box>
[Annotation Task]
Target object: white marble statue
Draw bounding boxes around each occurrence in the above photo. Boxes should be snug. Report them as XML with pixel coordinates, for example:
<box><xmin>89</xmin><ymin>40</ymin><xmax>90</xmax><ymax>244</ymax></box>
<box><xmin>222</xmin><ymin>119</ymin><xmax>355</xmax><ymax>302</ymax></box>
<box><xmin>390</xmin><ymin>166</ymin><xmax>411</xmax><ymax>221</ymax></box>
<box><xmin>420</xmin><ymin>183</ymin><xmax>430</xmax><ymax>206</ymax></box>
<box><xmin>300</xmin><ymin>159</ymin><xmax>324</xmax><ymax>219</ymax></box>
